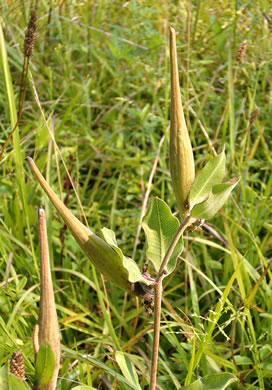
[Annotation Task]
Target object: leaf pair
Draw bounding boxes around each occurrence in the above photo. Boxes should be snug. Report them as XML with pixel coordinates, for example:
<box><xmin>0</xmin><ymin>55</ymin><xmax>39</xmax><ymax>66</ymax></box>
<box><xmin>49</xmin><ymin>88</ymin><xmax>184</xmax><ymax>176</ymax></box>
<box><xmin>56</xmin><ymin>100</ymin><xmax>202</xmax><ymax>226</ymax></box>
<box><xmin>188</xmin><ymin>150</ymin><xmax>239</xmax><ymax>220</ymax></box>
<box><xmin>142</xmin><ymin>151</ymin><xmax>239</xmax><ymax>277</ymax></box>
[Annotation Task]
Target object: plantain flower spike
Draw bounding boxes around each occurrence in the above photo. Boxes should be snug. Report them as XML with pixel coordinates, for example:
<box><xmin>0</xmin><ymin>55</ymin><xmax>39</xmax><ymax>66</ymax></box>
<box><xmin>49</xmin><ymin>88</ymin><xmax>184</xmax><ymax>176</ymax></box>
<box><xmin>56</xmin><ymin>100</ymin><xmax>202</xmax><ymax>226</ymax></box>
<box><xmin>26</xmin><ymin>157</ymin><xmax>133</xmax><ymax>294</ymax></box>
<box><xmin>169</xmin><ymin>27</ymin><xmax>195</xmax><ymax>218</ymax></box>
<box><xmin>38</xmin><ymin>208</ymin><xmax>60</xmax><ymax>390</ymax></box>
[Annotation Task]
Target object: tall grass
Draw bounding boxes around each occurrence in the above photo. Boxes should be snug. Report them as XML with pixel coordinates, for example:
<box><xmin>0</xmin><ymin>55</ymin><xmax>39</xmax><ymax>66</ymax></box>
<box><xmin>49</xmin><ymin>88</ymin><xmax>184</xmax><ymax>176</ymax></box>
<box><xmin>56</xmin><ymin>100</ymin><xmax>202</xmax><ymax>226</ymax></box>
<box><xmin>0</xmin><ymin>1</ymin><xmax>271</xmax><ymax>389</ymax></box>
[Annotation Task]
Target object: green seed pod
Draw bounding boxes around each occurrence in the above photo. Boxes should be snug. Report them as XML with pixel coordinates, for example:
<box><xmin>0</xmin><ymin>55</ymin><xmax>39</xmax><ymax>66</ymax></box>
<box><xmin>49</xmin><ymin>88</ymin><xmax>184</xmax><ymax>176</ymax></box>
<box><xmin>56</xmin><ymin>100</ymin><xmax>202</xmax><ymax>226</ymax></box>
<box><xmin>26</xmin><ymin>157</ymin><xmax>133</xmax><ymax>294</ymax></box>
<box><xmin>169</xmin><ymin>27</ymin><xmax>195</xmax><ymax>218</ymax></box>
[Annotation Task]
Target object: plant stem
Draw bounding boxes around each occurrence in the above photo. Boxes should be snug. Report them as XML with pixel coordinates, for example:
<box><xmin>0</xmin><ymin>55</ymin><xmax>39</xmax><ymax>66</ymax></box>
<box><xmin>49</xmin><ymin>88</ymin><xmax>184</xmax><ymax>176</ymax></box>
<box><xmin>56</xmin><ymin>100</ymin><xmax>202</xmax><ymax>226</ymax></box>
<box><xmin>150</xmin><ymin>214</ymin><xmax>191</xmax><ymax>389</ymax></box>
<box><xmin>157</xmin><ymin>214</ymin><xmax>191</xmax><ymax>279</ymax></box>
<box><xmin>149</xmin><ymin>279</ymin><xmax>163</xmax><ymax>390</ymax></box>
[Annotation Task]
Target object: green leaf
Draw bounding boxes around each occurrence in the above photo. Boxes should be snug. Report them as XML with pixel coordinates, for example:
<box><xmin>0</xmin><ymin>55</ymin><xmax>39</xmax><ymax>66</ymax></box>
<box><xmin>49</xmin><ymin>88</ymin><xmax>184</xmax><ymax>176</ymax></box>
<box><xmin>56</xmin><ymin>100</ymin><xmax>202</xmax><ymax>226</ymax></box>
<box><xmin>115</xmin><ymin>351</ymin><xmax>141</xmax><ymax>390</ymax></box>
<box><xmin>35</xmin><ymin>343</ymin><xmax>55</xmax><ymax>389</ymax></box>
<box><xmin>123</xmin><ymin>256</ymin><xmax>149</xmax><ymax>283</ymax></box>
<box><xmin>191</xmin><ymin>180</ymin><xmax>239</xmax><ymax>220</ymax></box>
<box><xmin>142</xmin><ymin>198</ymin><xmax>183</xmax><ymax>273</ymax></box>
<box><xmin>72</xmin><ymin>387</ymin><xmax>97</xmax><ymax>390</ymax></box>
<box><xmin>0</xmin><ymin>365</ymin><xmax>9</xmax><ymax>390</ymax></box>
<box><xmin>183</xmin><ymin>373</ymin><xmax>238</xmax><ymax>390</ymax></box>
<box><xmin>101</xmin><ymin>227</ymin><xmax>153</xmax><ymax>285</ymax></box>
<box><xmin>260</xmin><ymin>345</ymin><xmax>272</xmax><ymax>370</ymax></box>
<box><xmin>189</xmin><ymin>150</ymin><xmax>226</xmax><ymax>209</ymax></box>
<box><xmin>63</xmin><ymin>344</ymin><xmax>142</xmax><ymax>388</ymax></box>
<box><xmin>260</xmin><ymin>313</ymin><xmax>272</xmax><ymax>319</ymax></box>
<box><xmin>234</xmin><ymin>355</ymin><xmax>253</xmax><ymax>365</ymax></box>
<box><xmin>9</xmin><ymin>374</ymin><xmax>30</xmax><ymax>390</ymax></box>
<box><xmin>101</xmin><ymin>227</ymin><xmax>124</xmax><ymax>259</ymax></box>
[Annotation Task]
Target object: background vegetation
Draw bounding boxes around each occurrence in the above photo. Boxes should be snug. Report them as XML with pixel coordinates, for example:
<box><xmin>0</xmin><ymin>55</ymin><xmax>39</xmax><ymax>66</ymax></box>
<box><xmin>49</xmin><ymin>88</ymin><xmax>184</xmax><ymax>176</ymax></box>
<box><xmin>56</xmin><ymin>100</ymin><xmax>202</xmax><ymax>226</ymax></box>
<box><xmin>0</xmin><ymin>0</ymin><xmax>272</xmax><ymax>388</ymax></box>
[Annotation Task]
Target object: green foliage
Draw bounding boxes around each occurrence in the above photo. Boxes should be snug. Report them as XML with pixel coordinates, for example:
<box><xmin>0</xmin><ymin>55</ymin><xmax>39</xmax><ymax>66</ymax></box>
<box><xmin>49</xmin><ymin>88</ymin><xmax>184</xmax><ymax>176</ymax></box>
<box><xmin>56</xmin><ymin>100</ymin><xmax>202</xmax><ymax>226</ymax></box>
<box><xmin>34</xmin><ymin>343</ymin><xmax>55</xmax><ymax>389</ymax></box>
<box><xmin>189</xmin><ymin>150</ymin><xmax>239</xmax><ymax>220</ymax></box>
<box><xmin>0</xmin><ymin>367</ymin><xmax>30</xmax><ymax>390</ymax></box>
<box><xmin>0</xmin><ymin>365</ymin><xmax>8</xmax><ymax>390</ymax></box>
<box><xmin>189</xmin><ymin>150</ymin><xmax>226</xmax><ymax>209</ymax></box>
<box><xmin>101</xmin><ymin>227</ymin><xmax>153</xmax><ymax>285</ymax></box>
<box><xmin>63</xmin><ymin>345</ymin><xmax>142</xmax><ymax>388</ymax></box>
<box><xmin>142</xmin><ymin>197</ymin><xmax>183</xmax><ymax>273</ymax></box>
<box><xmin>9</xmin><ymin>374</ymin><xmax>30</xmax><ymax>390</ymax></box>
<box><xmin>115</xmin><ymin>351</ymin><xmax>141</xmax><ymax>390</ymax></box>
<box><xmin>183</xmin><ymin>373</ymin><xmax>238</xmax><ymax>390</ymax></box>
<box><xmin>191</xmin><ymin>180</ymin><xmax>239</xmax><ymax>220</ymax></box>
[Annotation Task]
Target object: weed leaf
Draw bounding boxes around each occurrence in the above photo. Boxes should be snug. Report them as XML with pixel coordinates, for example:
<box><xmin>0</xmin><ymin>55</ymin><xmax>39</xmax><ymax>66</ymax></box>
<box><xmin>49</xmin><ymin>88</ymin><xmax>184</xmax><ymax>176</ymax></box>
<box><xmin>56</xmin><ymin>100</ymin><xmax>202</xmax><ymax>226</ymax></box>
<box><xmin>115</xmin><ymin>351</ymin><xmax>141</xmax><ymax>390</ymax></box>
<box><xmin>233</xmin><ymin>355</ymin><xmax>253</xmax><ymax>365</ymax></box>
<box><xmin>0</xmin><ymin>365</ymin><xmax>9</xmax><ymax>390</ymax></box>
<box><xmin>142</xmin><ymin>197</ymin><xmax>183</xmax><ymax>273</ymax></box>
<box><xmin>189</xmin><ymin>150</ymin><xmax>226</xmax><ymax>209</ymax></box>
<box><xmin>183</xmin><ymin>373</ymin><xmax>238</xmax><ymax>389</ymax></box>
<box><xmin>101</xmin><ymin>227</ymin><xmax>124</xmax><ymax>259</ymax></box>
<box><xmin>9</xmin><ymin>374</ymin><xmax>29</xmax><ymax>390</ymax></box>
<box><xmin>35</xmin><ymin>343</ymin><xmax>55</xmax><ymax>388</ymax></box>
<box><xmin>191</xmin><ymin>180</ymin><xmax>239</xmax><ymax>220</ymax></box>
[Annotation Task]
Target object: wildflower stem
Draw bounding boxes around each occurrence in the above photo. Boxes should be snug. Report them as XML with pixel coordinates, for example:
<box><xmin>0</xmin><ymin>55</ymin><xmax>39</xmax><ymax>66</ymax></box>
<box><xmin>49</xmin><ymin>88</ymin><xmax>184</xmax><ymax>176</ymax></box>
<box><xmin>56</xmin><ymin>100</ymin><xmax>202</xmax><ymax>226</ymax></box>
<box><xmin>157</xmin><ymin>214</ymin><xmax>191</xmax><ymax>279</ymax></box>
<box><xmin>149</xmin><ymin>279</ymin><xmax>162</xmax><ymax>390</ymax></box>
<box><xmin>150</xmin><ymin>215</ymin><xmax>191</xmax><ymax>390</ymax></box>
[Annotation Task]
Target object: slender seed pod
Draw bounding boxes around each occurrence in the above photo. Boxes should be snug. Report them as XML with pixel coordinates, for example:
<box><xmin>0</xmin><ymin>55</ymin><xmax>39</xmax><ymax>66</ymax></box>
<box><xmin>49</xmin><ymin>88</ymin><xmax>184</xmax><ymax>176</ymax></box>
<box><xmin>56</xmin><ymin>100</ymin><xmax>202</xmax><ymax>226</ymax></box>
<box><xmin>169</xmin><ymin>27</ymin><xmax>195</xmax><ymax>218</ymax></box>
<box><xmin>38</xmin><ymin>208</ymin><xmax>60</xmax><ymax>390</ymax></box>
<box><xmin>26</xmin><ymin>157</ymin><xmax>135</xmax><ymax>294</ymax></box>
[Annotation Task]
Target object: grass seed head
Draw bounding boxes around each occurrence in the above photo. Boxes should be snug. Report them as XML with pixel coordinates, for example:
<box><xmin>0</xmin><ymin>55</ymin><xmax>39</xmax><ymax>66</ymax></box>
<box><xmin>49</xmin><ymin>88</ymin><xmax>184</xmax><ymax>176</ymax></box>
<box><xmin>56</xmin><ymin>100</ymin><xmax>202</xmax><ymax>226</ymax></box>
<box><xmin>236</xmin><ymin>40</ymin><xmax>247</xmax><ymax>63</ymax></box>
<box><xmin>249</xmin><ymin>107</ymin><xmax>260</xmax><ymax>124</ymax></box>
<box><xmin>24</xmin><ymin>10</ymin><xmax>37</xmax><ymax>57</ymax></box>
<box><xmin>10</xmin><ymin>351</ymin><xmax>25</xmax><ymax>381</ymax></box>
